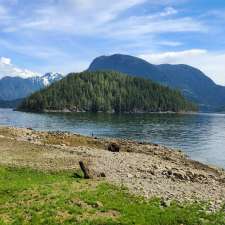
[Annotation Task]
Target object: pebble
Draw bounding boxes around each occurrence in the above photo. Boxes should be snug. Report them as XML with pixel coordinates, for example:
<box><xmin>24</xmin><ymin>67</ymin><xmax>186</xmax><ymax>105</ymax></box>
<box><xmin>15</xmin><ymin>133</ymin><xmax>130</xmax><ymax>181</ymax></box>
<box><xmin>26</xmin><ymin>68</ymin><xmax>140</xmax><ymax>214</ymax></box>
<box><xmin>127</xmin><ymin>173</ymin><xmax>134</xmax><ymax>178</ymax></box>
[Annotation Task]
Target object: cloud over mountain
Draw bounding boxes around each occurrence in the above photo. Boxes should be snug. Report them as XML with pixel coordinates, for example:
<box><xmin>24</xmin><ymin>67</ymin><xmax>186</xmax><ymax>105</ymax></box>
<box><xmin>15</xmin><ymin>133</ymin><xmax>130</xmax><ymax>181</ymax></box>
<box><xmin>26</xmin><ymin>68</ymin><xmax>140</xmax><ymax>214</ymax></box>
<box><xmin>139</xmin><ymin>50</ymin><xmax>225</xmax><ymax>85</ymax></box>
<box><xmin>0</xmin><ymin>56</ymin><xmax>38</xmax><ymax>79</ymax></box>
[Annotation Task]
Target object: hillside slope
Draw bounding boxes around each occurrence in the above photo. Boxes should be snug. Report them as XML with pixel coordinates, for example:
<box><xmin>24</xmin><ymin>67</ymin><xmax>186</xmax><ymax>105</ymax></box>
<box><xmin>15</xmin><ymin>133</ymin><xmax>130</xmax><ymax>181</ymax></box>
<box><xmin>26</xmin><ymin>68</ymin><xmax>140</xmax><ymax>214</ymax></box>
<box><xmin>88</xmin><ymin>54</ymin><xmax>225</xmax><ymax>111</ymax></box>
<box><xmin>18</xmin><ymin>71</ymin><xmax>196</xmax><ymax>113</ymax></box>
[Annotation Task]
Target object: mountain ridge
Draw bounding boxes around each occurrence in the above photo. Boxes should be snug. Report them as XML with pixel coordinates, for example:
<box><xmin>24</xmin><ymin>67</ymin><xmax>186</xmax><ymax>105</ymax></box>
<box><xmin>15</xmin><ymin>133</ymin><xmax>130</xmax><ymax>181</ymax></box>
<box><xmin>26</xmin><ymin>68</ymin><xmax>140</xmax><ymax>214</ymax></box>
<box><xmin>0</xmin><ymin>72</ymin><xmax>63</xmax><ymax>101</ymax></box>
<box><xmin>88</xmin><ymin>54</ymin><xmax>225</xmax><ymax>111</ymax></box>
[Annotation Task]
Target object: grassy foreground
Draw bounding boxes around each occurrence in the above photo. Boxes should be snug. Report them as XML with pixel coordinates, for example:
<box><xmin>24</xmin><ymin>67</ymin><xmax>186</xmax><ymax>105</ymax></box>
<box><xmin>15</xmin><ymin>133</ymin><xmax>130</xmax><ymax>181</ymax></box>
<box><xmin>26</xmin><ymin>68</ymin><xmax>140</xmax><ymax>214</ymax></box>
<box><xmin>0</xmin><ymin>167</ymin><xmax>224</xmax><ymax>225</ymax></box>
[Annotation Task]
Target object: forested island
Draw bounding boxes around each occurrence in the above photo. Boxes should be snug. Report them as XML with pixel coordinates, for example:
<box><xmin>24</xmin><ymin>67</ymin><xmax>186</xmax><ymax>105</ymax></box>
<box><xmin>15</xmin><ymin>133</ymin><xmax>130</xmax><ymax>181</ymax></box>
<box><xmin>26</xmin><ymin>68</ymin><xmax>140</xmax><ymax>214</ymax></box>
<box><xmin>18</xmin><ymin>71</ymin><xmax>197</xmax><ymax>113</ymax></box>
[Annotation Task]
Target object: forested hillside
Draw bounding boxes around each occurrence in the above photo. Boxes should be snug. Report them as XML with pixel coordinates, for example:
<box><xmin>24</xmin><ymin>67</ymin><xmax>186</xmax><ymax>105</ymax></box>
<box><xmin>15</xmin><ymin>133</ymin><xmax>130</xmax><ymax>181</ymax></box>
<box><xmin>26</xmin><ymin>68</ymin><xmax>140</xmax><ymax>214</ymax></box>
<box><xmin>18</xmin><ymin>71</ymin><xmax>196</xmax><ymax>113</ymax></box>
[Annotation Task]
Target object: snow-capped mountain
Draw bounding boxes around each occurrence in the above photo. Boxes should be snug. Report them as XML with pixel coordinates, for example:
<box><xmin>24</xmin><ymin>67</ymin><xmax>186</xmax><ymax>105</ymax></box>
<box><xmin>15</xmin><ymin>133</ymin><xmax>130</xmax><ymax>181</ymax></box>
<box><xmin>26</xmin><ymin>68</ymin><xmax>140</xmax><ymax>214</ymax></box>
<box><xmin>41</xmin><ymin>72</ymin><xmax>63</xmax><ymax>86</ymax></box>
<box><xmin>0</xmin><ymin>72</ymin><xmax>63</xmax><ymax>101</ymax></box>
<box><xmin>29</xmin><ymin>72</ymin><xmax>63</xmax><ymax>87</ymax></box>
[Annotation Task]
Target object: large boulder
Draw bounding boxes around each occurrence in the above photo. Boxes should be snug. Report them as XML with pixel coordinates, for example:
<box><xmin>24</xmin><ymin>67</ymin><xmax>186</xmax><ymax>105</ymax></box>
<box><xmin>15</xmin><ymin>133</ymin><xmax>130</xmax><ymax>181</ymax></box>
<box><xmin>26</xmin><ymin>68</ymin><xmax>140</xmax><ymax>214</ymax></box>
<box><xmin>108</xmin><ymin>143</ymin><xmax>120</xmax><ymax>152</ymax></box>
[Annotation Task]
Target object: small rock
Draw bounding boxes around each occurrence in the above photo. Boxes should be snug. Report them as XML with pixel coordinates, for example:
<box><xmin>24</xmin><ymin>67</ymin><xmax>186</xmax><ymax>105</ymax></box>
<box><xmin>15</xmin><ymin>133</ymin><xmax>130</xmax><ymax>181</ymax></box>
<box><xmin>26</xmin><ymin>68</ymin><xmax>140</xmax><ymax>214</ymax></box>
<box><xmin>173</xmin><ymin>172</ymin><xmax>186</xmax><ymax>180</ymax></box>
<box><xmin>135</xmin><ymin>173</ymin><xmax>140</xmax><ymax>178</ymax></box>
<box><xmin>149</xmin><ymin>170</ymin><xmax>155</xmax><ymax>175</ymax></box>
<box><xmin>152</xmin><ymin>143</ymin><xmax>159</xmax><ymax>147</ymax></box>
<box><xmin>160</xmin><ymin>199</ymin><xmax>171</xmax><ymax>207</ymax></box>
<box><xmin>99</xmin><ymin>172</ymin><xmax>106</xmax><ymax>177</ymax></box>
<box><xmin>92</xmin><ymin>201</ymin><xmax>103</xmax><ymax>208</ymax></box>
<box><xmin>127</xmin><ymin>148</ymin><xmax>133</xmax><ymax>152</ymax></box>
<box><xmin>163</xmin><ymin>156</ymin><xmax>171</xmax><ymax>161</ymax></box>
<box><xmin>218</xmin><ymin>177</ymin><xmax>225</xmax><ymax>183</ymax></box>
<box><xmin>167</xmin><ymin>170</ymin><xmax>172</xmax><ymax>176</ymax></box>
<box><xmin>153</xmin><ymin>165</ymin><xmax>158</xmax><ymax>169</ymax></box>
<box><xmin>127</xmin><ymin>173</ymin><xmax>134</xmax><ymax>178</ymax></box>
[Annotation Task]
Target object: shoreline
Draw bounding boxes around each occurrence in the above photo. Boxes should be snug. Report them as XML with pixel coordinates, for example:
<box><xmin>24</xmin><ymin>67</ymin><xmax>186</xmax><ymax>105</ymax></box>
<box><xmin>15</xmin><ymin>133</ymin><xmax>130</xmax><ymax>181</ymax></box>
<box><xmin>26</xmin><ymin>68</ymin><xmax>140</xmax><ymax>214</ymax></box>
<box><xmin>4</xmin><ymin>107</ymin><xmax>224</xmax><ymax>115</ymax></box>
<box><xmin>0</xmin><ymin>125</ymin><xmax>225</xmax><ymax>210</ymax></box>
<box><xmin>15</xmin><ymin>107</ymin><xmax>197</xmax><ymax>114</ymax></box>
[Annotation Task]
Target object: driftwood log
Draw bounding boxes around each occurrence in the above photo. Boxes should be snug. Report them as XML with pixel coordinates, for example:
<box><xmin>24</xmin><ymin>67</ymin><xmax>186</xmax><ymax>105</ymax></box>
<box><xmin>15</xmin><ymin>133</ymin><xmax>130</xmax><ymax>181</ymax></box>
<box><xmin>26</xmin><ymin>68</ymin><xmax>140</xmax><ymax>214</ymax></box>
<box><xmin>79</xmin><ymin>160</ymin><xmax>106</xmax><ymax>179</ymax></box>
<box><xmin>79</xmin><ymin>161</ymin><xmax>92</xmax><ymax>179</ymax></box>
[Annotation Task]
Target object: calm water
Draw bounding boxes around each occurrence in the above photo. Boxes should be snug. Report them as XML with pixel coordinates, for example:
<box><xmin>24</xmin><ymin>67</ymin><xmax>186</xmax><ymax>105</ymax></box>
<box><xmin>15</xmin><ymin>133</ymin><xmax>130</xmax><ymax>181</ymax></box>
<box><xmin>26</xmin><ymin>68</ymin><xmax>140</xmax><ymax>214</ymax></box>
<box><xmin>0</xmin><ymin>108</ymin><xmax>225</xmax><ymax>168</ymax></box>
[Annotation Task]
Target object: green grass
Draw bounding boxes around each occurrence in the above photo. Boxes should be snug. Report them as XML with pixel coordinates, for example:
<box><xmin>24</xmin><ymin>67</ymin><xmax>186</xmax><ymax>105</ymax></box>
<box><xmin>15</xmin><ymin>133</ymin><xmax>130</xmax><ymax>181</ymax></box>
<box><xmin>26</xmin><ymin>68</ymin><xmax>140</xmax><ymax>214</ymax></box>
<box><xmin>0</xmin><ymin>167</ymin><xmax>224</xmax><ymax>225</ymax></box>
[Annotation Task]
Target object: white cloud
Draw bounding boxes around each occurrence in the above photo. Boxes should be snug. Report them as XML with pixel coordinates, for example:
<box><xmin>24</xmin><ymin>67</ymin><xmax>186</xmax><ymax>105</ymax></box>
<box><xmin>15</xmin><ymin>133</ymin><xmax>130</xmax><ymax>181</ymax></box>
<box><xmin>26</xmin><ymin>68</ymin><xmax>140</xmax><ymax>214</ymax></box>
<box><xmin>0</xmin><ymin>56</ymin><xmax>39</xmax><ymax>79</ymax></box>
<box><xmin>0</xmin><ymin>4</ymin><xmax>9</xmax><ymax>21</ymax></box>
<box><xmin>0</xmin><ymin>0</ymin><xmax>220</xmax><ymax>82</ymax></box>
<box><xmin>139</xmin><ymin>49</ymin><xmax>225</xmax><ymax>85</ymax></box>
<box><xmin>102</xmin><ymin>16</ymin><xmax>206</xmax><ymax>40</ymax></box>
<box><xmin>158</xmin><ymin>41</ymin><xmax>183</xmax><ymax>47</ymax></box>
<box><xmin>0</xmin><ymin>4</ymin><xmax>7</xmax><ymax>14</ymax></box>
<box><xmin>140</xmin><ymin>49</ymin><xmax>207</xmax><ymax>64</ymax></box>
<box><xmin>202</xmin><ymin>9</ymin><xmax>225</xmax><ymax>20</ymax></box>
<box><xmin>0</xmin><ymin>5</ymin><xmax>5</xmax><ymax>15</ymax></box>
<box><xmin>1</xmin><ymin>0</ymin><xmax>206</xmax><ymax>37</ymax></box>
<box><xmin>0</xmin><ymin>38</ymin><xmax>68</xmax><ymax>60</ymax></box>
<box><xmin>159</xmin><ymin>6</ymin><xmax>177</xmax><ymax>17</ymax></box>
<box><xmin>0</xmin><ymin>57</ymin><xmax>11</xmax><ymax>65</ymax></box>
<box><xmin>2</xmin><ymin>0</ymin><xmax>147</xmax><ymax>33</ymax></box>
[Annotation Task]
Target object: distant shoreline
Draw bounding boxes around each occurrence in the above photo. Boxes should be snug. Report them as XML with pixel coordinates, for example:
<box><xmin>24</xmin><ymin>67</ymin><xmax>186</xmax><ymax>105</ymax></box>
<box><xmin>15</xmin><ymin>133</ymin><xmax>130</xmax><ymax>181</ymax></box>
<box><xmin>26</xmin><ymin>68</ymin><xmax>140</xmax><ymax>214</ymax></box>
<box><xmin>4</xmin><ymin>107</ymin><xmax>222</xmax><ymax>115</ymax></box>
<box><xmin>16</xmin><ymin>108</ymin><xmax>197</xmax><ymax>115</ymax></box>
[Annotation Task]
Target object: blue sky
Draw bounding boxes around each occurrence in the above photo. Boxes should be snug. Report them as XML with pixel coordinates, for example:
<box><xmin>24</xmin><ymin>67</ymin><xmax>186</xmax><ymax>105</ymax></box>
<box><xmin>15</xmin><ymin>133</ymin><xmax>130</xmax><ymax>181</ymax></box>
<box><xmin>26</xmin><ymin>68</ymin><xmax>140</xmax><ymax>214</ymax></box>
<box><xmin>0</xmin><ymin>0</ymin><xmax>225</xmax><ymax>84</ymax></box>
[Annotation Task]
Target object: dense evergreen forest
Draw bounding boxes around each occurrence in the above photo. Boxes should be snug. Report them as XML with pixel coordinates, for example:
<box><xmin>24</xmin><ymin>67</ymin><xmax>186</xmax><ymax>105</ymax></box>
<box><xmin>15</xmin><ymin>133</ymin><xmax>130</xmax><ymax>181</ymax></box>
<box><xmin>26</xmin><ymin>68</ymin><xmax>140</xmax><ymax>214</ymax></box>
<box><xmin>18</xmin><ymin>71</ymin><xmax>197</xmax><ymax>113</ymax></box>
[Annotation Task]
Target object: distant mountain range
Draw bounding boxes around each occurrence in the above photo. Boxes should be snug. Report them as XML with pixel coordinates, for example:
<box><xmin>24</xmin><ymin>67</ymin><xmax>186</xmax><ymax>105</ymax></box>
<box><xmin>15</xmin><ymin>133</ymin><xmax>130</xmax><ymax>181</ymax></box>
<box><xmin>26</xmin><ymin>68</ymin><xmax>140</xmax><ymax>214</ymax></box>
<box><xmin>1</xmin><ymin>54</ymin><xmax>225</xmax><ymax>112</ymax></box>
<box><xmin>88</xmin><ymin>54</ymin><xmax>225</xmax><ymax>111</ymax></box>
<box><xmin>0</xmin><ymin>72</ymin><xmax>63</xmax><ymax>102</ymax></box>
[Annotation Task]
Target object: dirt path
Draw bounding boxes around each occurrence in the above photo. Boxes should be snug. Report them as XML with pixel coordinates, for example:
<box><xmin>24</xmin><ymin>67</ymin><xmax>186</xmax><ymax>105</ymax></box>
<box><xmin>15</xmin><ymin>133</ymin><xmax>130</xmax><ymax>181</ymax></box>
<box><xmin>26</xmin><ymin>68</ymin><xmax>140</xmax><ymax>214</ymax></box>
<box><xmin>0</xmin><ymin>126</ymin><xmax>224</xmax><ymax>210</ymax></box>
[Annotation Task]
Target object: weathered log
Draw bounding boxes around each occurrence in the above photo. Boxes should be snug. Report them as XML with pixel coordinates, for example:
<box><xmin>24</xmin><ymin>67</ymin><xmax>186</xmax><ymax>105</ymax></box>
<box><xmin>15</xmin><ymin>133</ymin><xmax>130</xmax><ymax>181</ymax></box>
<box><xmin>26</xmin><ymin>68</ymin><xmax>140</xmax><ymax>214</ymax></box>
<box><xmin>79</xmin><ymin>161</ymin><xmax>92</xmax><ymax>179</ymax></box>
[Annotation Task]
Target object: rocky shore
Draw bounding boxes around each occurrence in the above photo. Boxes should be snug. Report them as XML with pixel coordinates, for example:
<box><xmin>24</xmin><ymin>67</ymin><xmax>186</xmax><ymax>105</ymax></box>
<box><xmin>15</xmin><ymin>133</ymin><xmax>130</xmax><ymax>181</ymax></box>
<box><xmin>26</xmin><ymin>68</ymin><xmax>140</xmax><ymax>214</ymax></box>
<box><xmin>0</xmin><ymin>126</ymin><xmax>224</xmax><ymax>211</ymax></box>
